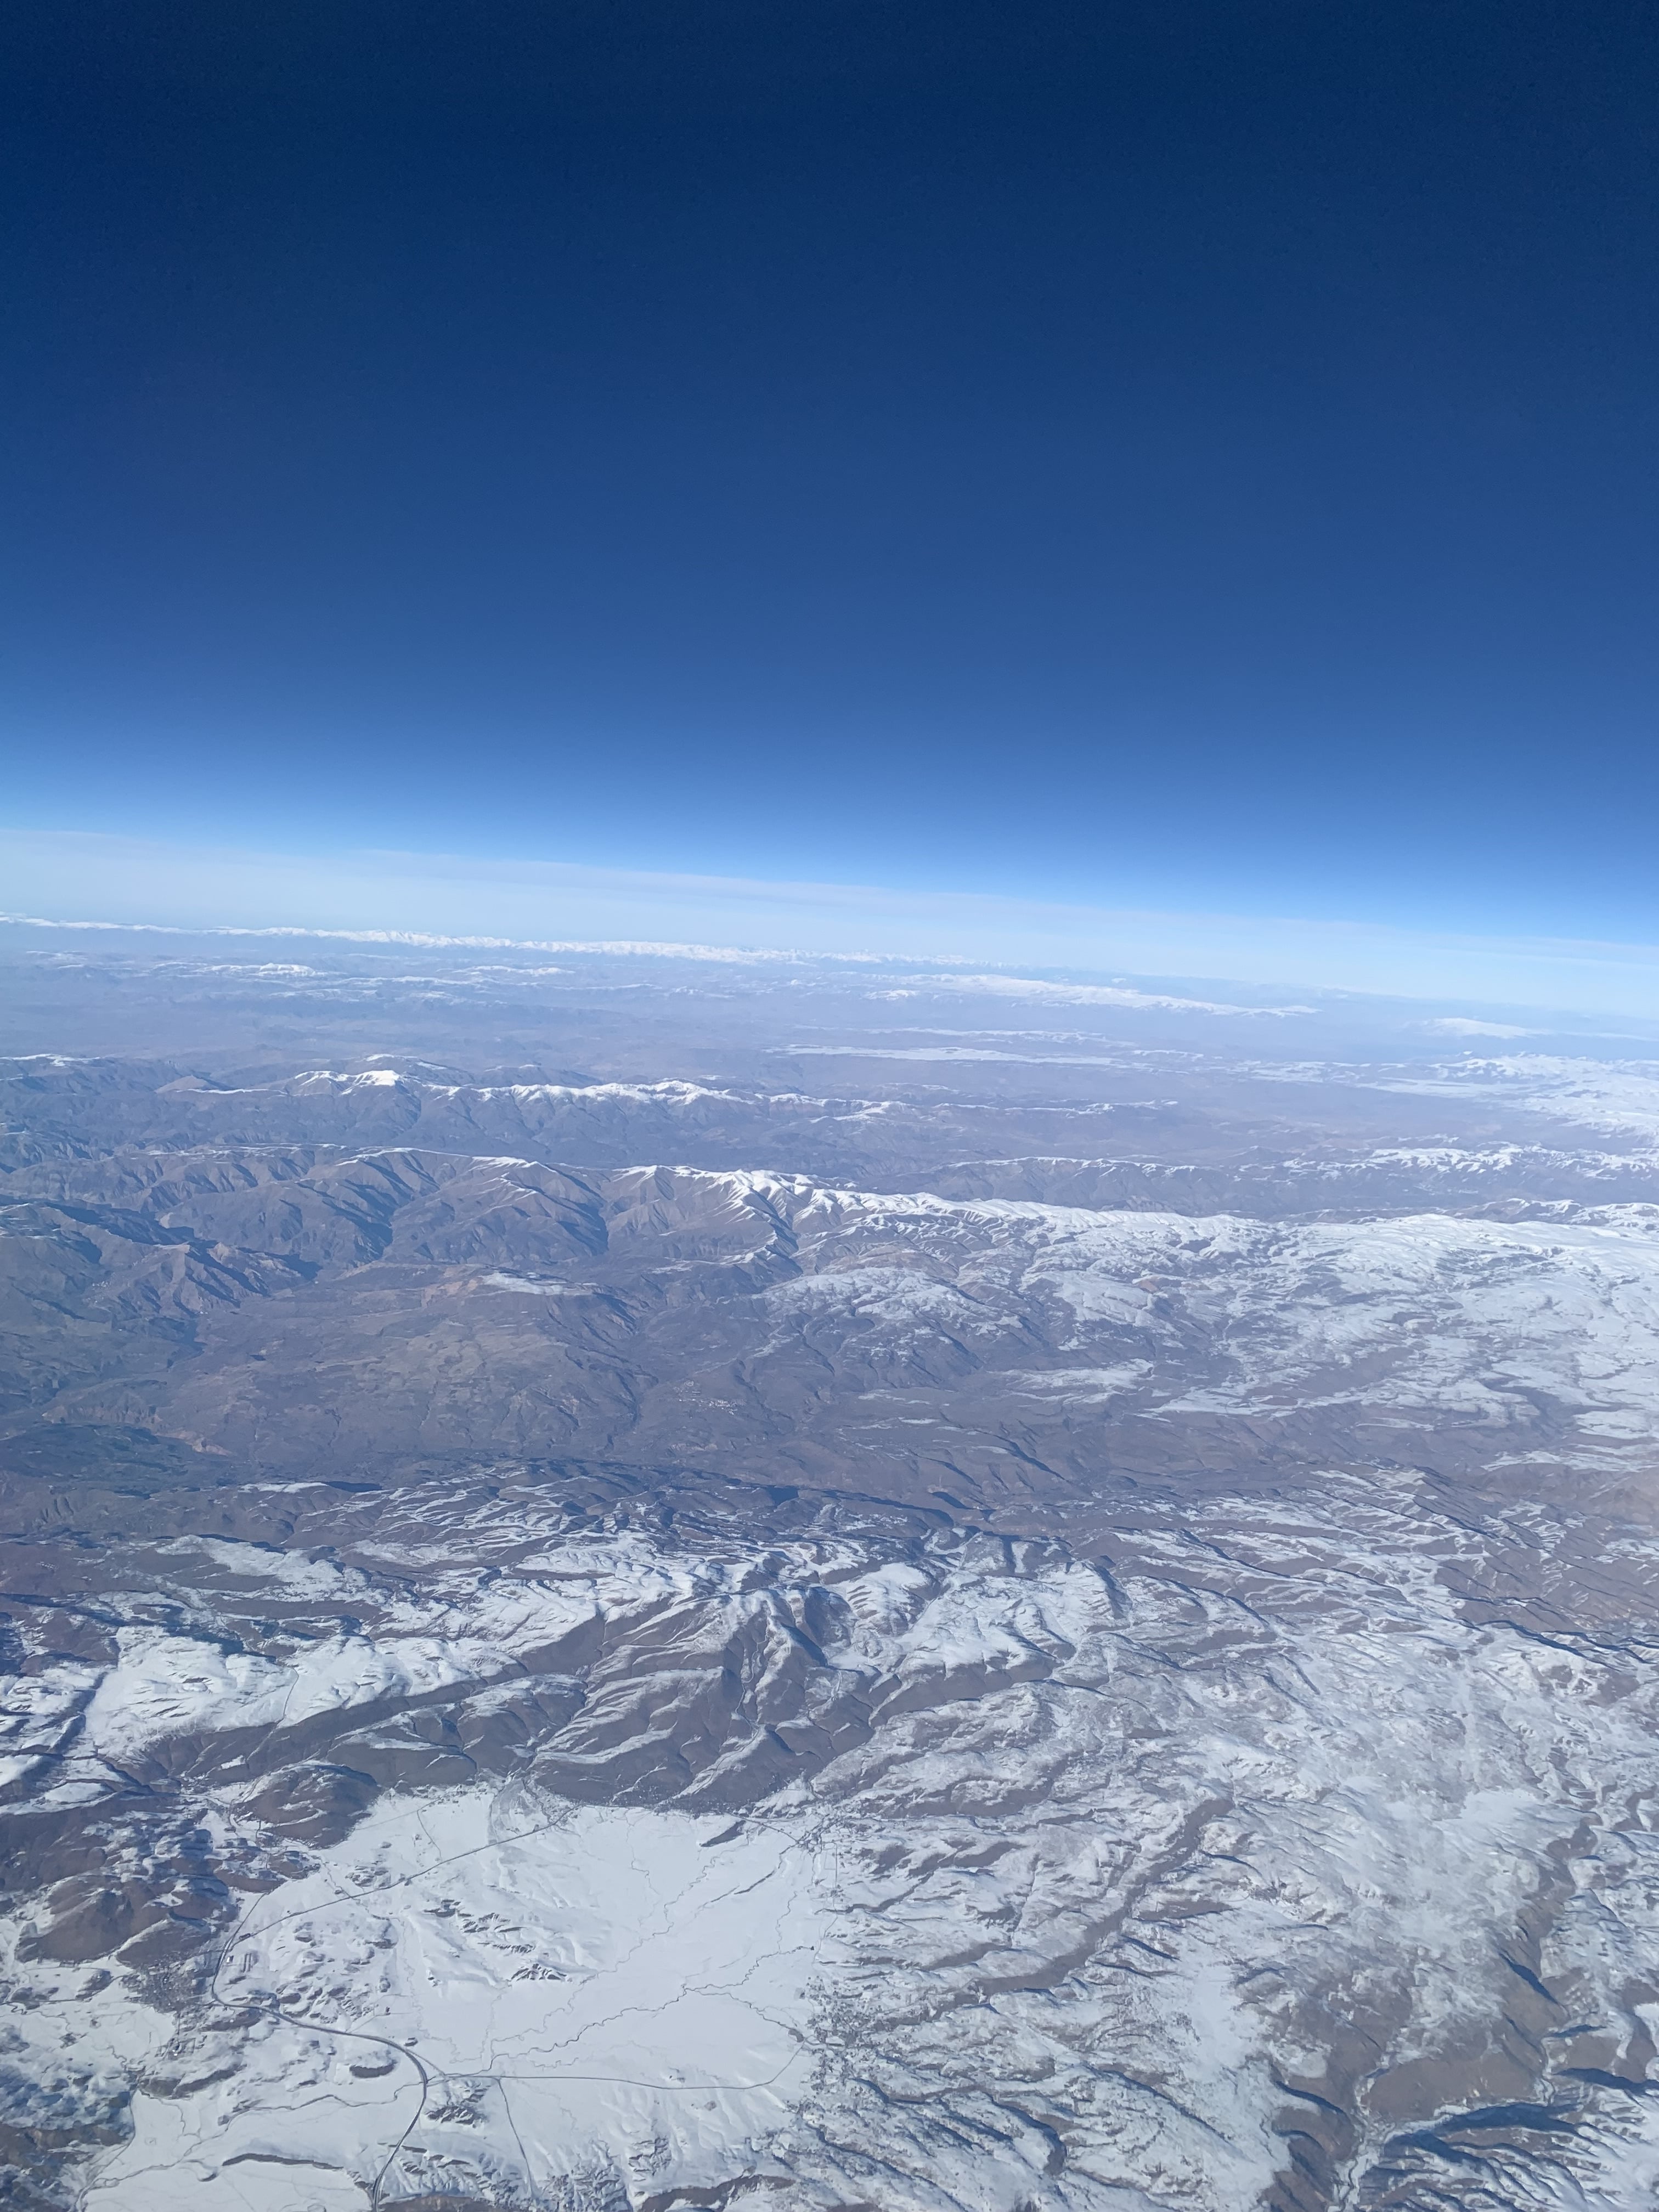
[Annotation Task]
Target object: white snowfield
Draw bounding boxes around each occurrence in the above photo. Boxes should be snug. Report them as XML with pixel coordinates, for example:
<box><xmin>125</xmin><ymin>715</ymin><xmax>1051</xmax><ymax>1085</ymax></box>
<box><xmin>756</xmin><ymin>1178</ymin><xmax>1659</xmax><ymax>1457</ymax></box>
<box><xmin>1023</xmin><ymin>1203</ymin><xmax>1659</xmax><ymax>1438</ymax></box>
<box><xmin>87</xmin><ymin>1799</ymin><xmax>824</xmax><ymax>2212</ymax></box>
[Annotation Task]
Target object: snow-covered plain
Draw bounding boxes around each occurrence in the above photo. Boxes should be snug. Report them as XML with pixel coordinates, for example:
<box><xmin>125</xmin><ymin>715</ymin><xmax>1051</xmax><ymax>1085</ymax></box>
<box><xmin>84</xmin><ymin>1796</ymin><xmax>824</xmax><ymax>2210</ymax></box>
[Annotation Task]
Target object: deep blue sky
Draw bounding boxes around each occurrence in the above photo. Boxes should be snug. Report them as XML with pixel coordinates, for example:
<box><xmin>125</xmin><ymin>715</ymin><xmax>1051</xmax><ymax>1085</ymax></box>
<box><xmin>4</xmin><ymin>0</ymin><xmax>1658</xmax><ymax>935</ymax></box>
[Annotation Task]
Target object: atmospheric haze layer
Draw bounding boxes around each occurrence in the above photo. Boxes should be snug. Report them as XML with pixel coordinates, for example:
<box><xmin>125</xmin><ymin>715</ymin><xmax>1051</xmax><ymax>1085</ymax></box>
<box><xmin>6</xmin><ymin>926</ymin><xmax>1659</xmax><ymax>2212</ymax></box>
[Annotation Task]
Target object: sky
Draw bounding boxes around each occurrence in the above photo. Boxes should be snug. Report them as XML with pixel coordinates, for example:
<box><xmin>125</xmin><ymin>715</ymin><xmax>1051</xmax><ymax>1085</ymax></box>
<box><xmin>4</xmin><ymin>0</ymin><xmax>1658</xmax><ymax>955</ymax></box>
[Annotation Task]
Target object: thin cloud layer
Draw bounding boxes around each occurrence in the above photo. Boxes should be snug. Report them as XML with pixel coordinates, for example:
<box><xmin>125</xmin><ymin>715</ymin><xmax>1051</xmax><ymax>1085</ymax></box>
<box><xmin>6</xmin><ymin>827</ymin><xmax>1659</xmax><ymax>1018</ymax></box>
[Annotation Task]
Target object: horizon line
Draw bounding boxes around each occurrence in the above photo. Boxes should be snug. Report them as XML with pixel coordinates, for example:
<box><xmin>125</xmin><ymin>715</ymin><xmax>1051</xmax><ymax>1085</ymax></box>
<box><xmin>5</xmin><ymin>825</ymin><xmax>1659</xmax><ymax>1019</ymax></box>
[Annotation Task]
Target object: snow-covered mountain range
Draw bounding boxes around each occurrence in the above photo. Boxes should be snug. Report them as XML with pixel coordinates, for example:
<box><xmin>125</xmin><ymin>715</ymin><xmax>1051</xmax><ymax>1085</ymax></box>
<box><xmin>7</xmin><ymin>933</ymin><xmax>1659</xmax><ymax>2210</ymax></box>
